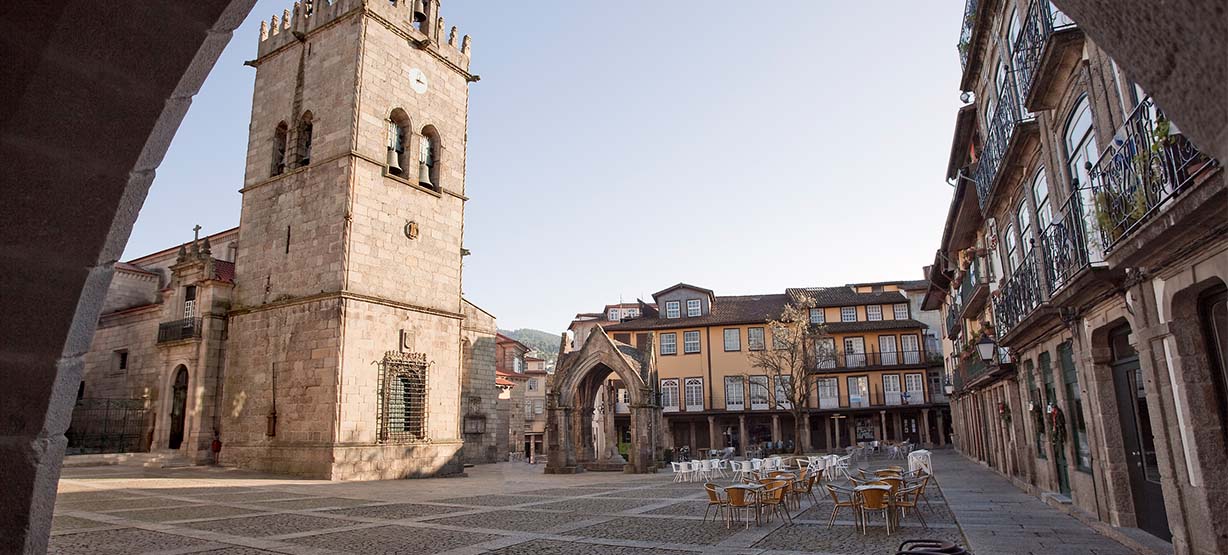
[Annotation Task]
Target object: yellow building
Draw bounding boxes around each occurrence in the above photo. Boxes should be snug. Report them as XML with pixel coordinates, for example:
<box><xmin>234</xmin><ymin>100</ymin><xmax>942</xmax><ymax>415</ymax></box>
<box><xmin>602</xmin><ymin>282</ymin><xmax>950</xmax><ymax>455</ymax></box>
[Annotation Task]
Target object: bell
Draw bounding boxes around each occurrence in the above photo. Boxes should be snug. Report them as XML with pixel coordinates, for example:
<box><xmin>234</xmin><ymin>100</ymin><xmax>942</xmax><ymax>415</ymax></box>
<box><xmin>387</xmin><ymin>148</ymin><xmax>402</xmax><ymax>174</ymax></box>
<box><xmin>411</xmin><ymin>0</ymin><xmax>427</xmax><ymax>23</ymax></box>
<box><xmin>418</xmin><ymin>161</ymin><xmax>433</xmax><ymax>188</ymax></box>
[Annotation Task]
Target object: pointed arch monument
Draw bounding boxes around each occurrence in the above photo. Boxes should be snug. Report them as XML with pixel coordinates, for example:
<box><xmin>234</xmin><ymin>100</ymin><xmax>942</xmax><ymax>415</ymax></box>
<box><xmin>546</xmin><ymin>326</ymin><xmax>661</xmax><ymax>473</ymax></box>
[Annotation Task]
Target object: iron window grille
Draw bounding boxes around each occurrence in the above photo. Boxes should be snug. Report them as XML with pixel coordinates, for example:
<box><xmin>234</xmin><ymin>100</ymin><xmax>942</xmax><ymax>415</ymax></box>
<box><xmin>378</xmin><ymin>351</ymin><xmax>430</xmax><ymax>444</ymax></box>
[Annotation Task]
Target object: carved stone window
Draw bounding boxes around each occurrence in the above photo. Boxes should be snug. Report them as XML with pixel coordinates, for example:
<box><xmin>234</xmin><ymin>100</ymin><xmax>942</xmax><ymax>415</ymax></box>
<box><xmin>378</xmin><ymin>351</ymin><xmax>429</xmax><ymax>443</ymax></box>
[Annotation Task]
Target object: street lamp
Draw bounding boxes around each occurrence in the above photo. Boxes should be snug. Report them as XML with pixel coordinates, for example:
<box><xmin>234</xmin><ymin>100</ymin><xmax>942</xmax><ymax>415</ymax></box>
<box><xmin>976</xmin><ymin>334</ymin><xmax>997</xmax><ymax>363</ymax></box>
<box><xmin>943</xmin><ymin>378</ymin><xmax>955</xmax><ymax>396</ymax></box>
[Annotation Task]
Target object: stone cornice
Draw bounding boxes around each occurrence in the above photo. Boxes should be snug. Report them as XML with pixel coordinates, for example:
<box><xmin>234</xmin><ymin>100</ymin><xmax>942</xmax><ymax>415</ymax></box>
<box><xmin>239</xmin><ymin>149</ymin><xmax>467</xmax><ymax>202</ymax></box>
<box><xmin>230</xmin><ymin>290</ymin><xmax>465</xmax><ymax>321</ymax></box>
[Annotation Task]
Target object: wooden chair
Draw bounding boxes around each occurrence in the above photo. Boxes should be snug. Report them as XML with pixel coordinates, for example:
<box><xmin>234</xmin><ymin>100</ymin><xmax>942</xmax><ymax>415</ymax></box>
<box><xmin>912</xmin><ymin>475</ymin><xmax>934</xmax><ymax>511</ymax></box>
<box><xmin>824</xmin><ymin>483</ymin><xmax>860</xmax><ymax>529</ymax></box>
<box><xmin>878</xmin><ymin>476</ymin><xmax>904</xmax><ymax>498</ymax></box>
<box><xmin>725</xmin><ymin>486</ymin><xmax>760</xmax><ymax>529</ymax></box>
<box><xmin>703</xmin><ymin>483</ymin><xmax>729</xmax><ymax>525</ymax></box>
<box><xmin>858</xmin><ymin>487</ymin><xmax>893</xmax><ymax>535</ymax></box>
<box><xmin>759</xmin><ymin>484</ymin><xmax>793</xmax><ymax>525</ymax></box>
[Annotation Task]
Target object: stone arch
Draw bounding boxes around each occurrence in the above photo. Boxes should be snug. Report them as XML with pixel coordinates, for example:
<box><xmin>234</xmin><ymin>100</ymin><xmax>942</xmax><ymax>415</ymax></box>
<box><xmin>546</xmin><ymin>326</ymin><xmax>659</xmax><ymax>474</ymax></box>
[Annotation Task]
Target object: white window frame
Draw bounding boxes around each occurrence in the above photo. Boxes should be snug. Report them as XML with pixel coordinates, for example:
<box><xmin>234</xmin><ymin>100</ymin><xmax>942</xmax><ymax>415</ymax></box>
<box><xmin>665</xmin><ymin>301</ymin><xmax>680</xmax><ymax>319</ymax></box>
<box><xmin>893</xmin><ymin>303</ymin><xmax>909</xmax><ymax>320</ymax></box>
<box><xmin>684</xmin><ymin>378</ymin><xmax>704</xmax><ymax>411</ymax></box>
<box><xmin>749</xmin><ymin>376</ymin><xmax>770</xmax><ymax>410</ymax></box>
<box><xmin>660</xmin><ymin>332</ymin><xmax>677</xmax><ymax>355</ymax></box>
<box><xmin>809</xmin><ymin>308</ymin><xmax>825</xmax><ymax>324</ymax></box>
<box><xmin>661</xmin><ymin>378</ymin><xmax>679</xmax><ymax>412</ymax></box>
<box><xmin>816</xmin><ymin>337</ymin><xmax>837</xmax><ymax>369</ymax></box>
<box><xmin>527</xmin><ymin>378</ymin><xmax>538</xmax><ymax>391</ymax></box>
<box><xmin>608</xmin><ymin>309</ymin><xmax>619</xmax><ymax>321</ymax></box>
<box><xmin>817</xmin><ymin>377</ymin><xmax>839</xmax><ymax>409</ymax></box>
<box><xmin>879</xmin><ymin>335</ymin><xmax>899</xmax><ymax>366</ymax></box>
<box><xmin>902</xmin><ymin>334</ymin><xmax>921</xmax><ymax>365</ymax></box>
<box><xmin>724</xmin><ymin>376</ymin><xmax>745</xmax><ymax>411</ymax></box>
<box><xmin>683</xmin><ymin>330</ymin><xmax>701</xmax><ymax>354</ymax></box>
<box><xmin>747</xmin><ymin>327</ymin><xmax>765</xmax><ymax>351</ymax></box>
<box><xmin>773</xmin><ymin>375</ymin><xmax>793</xmax><ymax>410</ymax></box>
<box><xmin>686</xmin><ymin>299</ymin><xmax>701</xmax><ymax>317</ymax></box>
<box><xmin>844</xmin><ymin>337</ymin><xmax>866</xmax><ymax>368</ymax></box>
<box><xmin>723</xmin><ymin>328</ymin><xmax>741</xmax><ymax>351</ymax></box>
<box><xmin>1033</xmin><ymin>168</ymin><xmax>1052</xmax><ymax>231</ymax></box>
<box><xmin>841</xmin><ymin>306</ymin><xmax>857</xmax><ymax>322</ymax></box>
<box><xmin>884</xmin><ymin>374</ymin><xmax>902</xmax><ymax>406</ymax></box>
<box><xmin>1017</xmin><ymin>200</ymin><xmax>1033</xmax><ymax>254</ymax></box>
<box><xmin>904</xmin><ymin>373</ymin><xmax>925</xmax><ymax>404</ymax></box>
<box><xmin>867</xmin><ymin>305</ymin><xmax>882</xmax><ymax>321</ymax></box>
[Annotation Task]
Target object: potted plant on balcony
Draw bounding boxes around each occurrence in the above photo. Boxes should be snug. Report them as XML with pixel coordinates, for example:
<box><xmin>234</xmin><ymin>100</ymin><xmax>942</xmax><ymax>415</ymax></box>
<box><xmin>998</xmin><ymin>401</ymin><xmax>1011</xmax><ymax>424</ymax></box>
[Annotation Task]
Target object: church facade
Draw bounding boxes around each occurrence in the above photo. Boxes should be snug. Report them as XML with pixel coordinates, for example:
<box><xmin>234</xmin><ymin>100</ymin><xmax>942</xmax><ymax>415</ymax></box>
<box><xmin>69</xmin><ymin>0</ymin><xmax>498</xmax><ymax>480</ymax></box>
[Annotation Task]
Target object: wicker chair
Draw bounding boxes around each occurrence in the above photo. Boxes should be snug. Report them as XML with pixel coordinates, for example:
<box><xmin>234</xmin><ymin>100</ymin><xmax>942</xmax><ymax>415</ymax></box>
<box><xmin>759</xmin><ymin>483</ymin><xmax>793</xmax><ymax>524</ymax></box>
<box><xmin>858</xmin><ymin>487</ymin><xmax>893</xmax><ymax>535</ymax></box>
<box><xmin>725</xmin><ymin>486</ymin><xmax>760</xmax><ymax>529</ymax></box>
<box><xmin>894</xmin><ymin>484</ymin><xmax>928</xmax><ymax>529</ymax></box>
<box><xmin>792</xmin><ymin>472</ymin><xmax>820</xmax><ymax>507</ymax></box>
<box><xmin>703</xmin><ymin>483</ymin><xmax>729</xmax><ymax>525</ymax></box>
<box><xmin>824</xmin><ymin>483</ymin><xmax>860</xmax><ymax>529</ymax></box>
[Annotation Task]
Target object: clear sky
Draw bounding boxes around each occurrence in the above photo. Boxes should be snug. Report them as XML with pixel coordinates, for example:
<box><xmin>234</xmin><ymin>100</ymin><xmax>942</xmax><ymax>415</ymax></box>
<box><xmin>125</xmin><ymin>0</ymin><xmax>966</xmax><ymax>334</ymax></box>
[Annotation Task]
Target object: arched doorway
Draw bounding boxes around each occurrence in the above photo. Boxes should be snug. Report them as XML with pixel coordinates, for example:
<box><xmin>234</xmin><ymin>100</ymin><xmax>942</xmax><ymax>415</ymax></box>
<box><xmin>546</xmin><ymin>326</ymin><xmax>660</xmax><ymax>474</ymax></box>
<box><xmin>169</xmin><ymin>366</ymin><xmax>189</xmax><ymax>450</ymax></box>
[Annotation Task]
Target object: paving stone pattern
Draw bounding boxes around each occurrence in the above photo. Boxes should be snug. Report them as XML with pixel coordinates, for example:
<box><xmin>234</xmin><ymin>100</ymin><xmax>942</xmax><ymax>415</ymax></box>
<box><xmin>49</xmin><ymin>450</ymin><xmax>1140</xmax><ymax>554</ymax></box>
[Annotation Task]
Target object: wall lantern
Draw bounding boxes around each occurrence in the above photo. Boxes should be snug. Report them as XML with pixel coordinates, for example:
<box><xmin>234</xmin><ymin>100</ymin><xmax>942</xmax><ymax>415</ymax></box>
<box><xmin>943</xmin><ymin>378</ymin><xmax>955</xmax><ymax>396</ymax></box>
<box><xmin>976</xmin><ymin>334</ymin><xmax>997</xmax><ymax>363</ymax></box>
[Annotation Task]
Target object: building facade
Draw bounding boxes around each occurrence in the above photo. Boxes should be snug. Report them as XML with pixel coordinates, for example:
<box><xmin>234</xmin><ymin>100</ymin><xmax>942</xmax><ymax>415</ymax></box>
<box><xmin>71</xmin><ymin>0</ymin><xmax>499</xmax><ymax>481</ymax></box>
<box><xmin>600</xmin><ymin>282</ymin><xmax>951</xmax><ymax>456</ymax></box>
<box><xmin>929</xmin><ymin>2</ymin><xmax>1227</xmax><ymax>553</ymax></box>
<box><xmin>496</xmin><ymin>333</ymin><xmax>531</xmax><ymax>459</ymax></box>
<box><xmin>522</xmin><ymin>355</ymin><xmax>548</xmax><ymax>460</ymax></box>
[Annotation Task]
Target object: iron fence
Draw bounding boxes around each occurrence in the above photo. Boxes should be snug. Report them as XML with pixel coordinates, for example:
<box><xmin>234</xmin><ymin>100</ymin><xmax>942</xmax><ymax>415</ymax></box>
<box><xmin>992</xmin><ymin>251</ymin><xmax>1044</xmax><ymax>336</ymax></box>
<box><xmin>1088</xmin><ymin>96</ymin><xmax>1219</xmax><ymax>253</ymax></box>
<box><xmin>957</xmin><ymin>0</ymin><xmax>978</xmax><ymax>71</ymax></box>
<box><xmin>157</xmin><ymin>317</ymin><xmax>202</xmax><ymax>343</ymax></box>
<box><xmin>1039</xmin><ymin>194</ymin><xmax>1092</xmax><ymax>295</ymax></box>
<box><xmin>816</xmin><ymin>350</ymin><xmax>929</xmax><ymax>371</ymax></box>
<box><xmin>1013</xmin><ymin>0</ymin><xmax>1077</xmax><ymax>103</ymax></box>
<box><xmin>973</xmin><ymin>68</ymin><xmax>1033</xmax><ymax>211</ymax></box>
<box><xmin>66</xmin><ymin>398</ymin><xmax>151</xmax><ymax>454</ymax></box>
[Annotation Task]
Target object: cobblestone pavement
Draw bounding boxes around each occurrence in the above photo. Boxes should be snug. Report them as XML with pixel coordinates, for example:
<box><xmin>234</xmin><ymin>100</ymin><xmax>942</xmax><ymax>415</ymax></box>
<box><xmin>49</xmin><ymin>449</ymin><xmax>1140</xmax><ymax>554</ymax></box>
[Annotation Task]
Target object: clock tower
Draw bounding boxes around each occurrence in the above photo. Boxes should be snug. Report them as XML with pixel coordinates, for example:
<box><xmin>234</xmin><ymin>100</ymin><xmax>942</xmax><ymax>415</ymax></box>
<box><xmin>223</xmin><ymin>0</ymin><xmax>478</xmax><ymax>479</ymax></box>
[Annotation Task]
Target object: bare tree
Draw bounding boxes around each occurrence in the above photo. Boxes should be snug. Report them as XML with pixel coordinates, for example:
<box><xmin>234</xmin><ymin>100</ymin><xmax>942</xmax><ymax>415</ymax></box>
<box><xmin>748</xmin><ymin>291</ymin><xmax>834</xmax><ymax>455</ymax></box>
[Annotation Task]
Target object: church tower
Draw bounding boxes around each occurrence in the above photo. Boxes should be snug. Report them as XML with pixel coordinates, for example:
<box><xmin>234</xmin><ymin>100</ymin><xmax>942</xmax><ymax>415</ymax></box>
<box><xmin>223</xmin><ymin>0</ymin><xmax>477</xmax><ymax>479</ymax></box>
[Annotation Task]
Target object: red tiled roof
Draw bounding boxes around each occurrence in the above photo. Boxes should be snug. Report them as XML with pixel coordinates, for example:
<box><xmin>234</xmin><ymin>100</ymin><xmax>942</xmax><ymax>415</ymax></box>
<box><xmin>212</xmin><ymin>259</ymin><xmax>236</xmax><ymax>283</ymax></box>
<box><xmin>606</xmin><ymin>294</ymin><xmax>790</xmax><ymax>331</ymax></box>
<box><xmin>115</xmin><ymin>261</ymin><xmax>157</xmax><ymax>276</ymax></box>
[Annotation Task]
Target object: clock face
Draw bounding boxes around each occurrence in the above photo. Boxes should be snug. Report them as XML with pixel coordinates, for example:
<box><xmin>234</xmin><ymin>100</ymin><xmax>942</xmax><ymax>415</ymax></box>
<box><xmin>408</xmin><ymin>68</ymin><xmax>428</xmax><ymax>94</ymax></box>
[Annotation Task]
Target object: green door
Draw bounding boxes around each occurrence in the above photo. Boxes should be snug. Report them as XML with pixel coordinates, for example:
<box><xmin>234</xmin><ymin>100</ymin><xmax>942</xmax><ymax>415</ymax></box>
<box><xmin>1040</xmin><ymin>353</ymin><xmax>1070</xmax><ymax>495</ymax></box>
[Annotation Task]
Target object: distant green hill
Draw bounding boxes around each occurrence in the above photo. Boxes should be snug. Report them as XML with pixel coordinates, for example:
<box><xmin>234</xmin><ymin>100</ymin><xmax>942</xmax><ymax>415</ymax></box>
<box><xmin>498</xmin><ymin>328</ymin><xmax>563</xmax><ymax>362</ymax></box>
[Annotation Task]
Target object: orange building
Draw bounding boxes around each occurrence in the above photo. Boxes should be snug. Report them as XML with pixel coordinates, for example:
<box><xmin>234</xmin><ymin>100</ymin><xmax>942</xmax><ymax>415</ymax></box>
<box><xmin>601</xmin><ymin>282</ymin><xmax>951</xmax><ymax>455</ymax></box>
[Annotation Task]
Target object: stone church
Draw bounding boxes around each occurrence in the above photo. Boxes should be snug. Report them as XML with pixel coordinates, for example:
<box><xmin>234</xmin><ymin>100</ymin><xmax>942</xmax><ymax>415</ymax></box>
<box><xmin>69</xmin><ymin>0</ymin><xmax>502</xmax><ymax>480</ymax></box>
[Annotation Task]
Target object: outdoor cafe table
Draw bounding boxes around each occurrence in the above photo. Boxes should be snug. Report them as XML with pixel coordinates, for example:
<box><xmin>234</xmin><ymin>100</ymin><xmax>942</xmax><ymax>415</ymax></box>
<box><xmin>726</xmin><ymin>483</ymin><xmax>767</xmax><ymax>525</ymax></box>
<box><xmin>908</xmin><ymin>449</ymin><xmax>933</xmax><ymax>475</ymax></box>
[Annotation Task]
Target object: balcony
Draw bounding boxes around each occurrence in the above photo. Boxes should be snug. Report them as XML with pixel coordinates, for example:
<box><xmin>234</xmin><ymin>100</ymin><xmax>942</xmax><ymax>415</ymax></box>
<box><xmin>1038</xmin><ymin>194</ymin><xmax>1093</xmax><ymax>295</ymax></box>
<box><xmin>957</xmin><ymin>255</ymin><xmax>989</xmax><ymax>318</ymax></box>
<box><xmin>991</xmin><ymin>252</ymin><xmax>1044</xmax><ymax>337</ymax></box>
<box><xmin>1088</xmin><ymin>97</ymin><xmax>1220</xmax><ymax>255</ymax></box>
<box><xmin>1013</xmin><ymin>1</ymin><xmax>1082</xmax><ymax>111</ymax></box>
<box><xmin>973</xmin><ymin>70</ymin><xmax>1037</xmax><ymax>212</ymax></box>
<box><xmin>946</xmin><ymin>301</ymin><xmax>963</xmax><ymax>340</ymax></box>
<box><xmin>957</xmin><ymin>0</ymin><xmax>978</xmax><ymax>73</ymax></box>
<box><xmin>816</xmin><ymin>350</ymin><xmax>928</xmax><ymax>372</ymax></box>
<box><xmin>954</xmin><ymin>353</ymin><xmax>990</xmax><ymax>394</ymax></box>
<box><xmin>157</xmin><ymin>317</ymin><xmax>202</xmax><ymax>344</ymax></box>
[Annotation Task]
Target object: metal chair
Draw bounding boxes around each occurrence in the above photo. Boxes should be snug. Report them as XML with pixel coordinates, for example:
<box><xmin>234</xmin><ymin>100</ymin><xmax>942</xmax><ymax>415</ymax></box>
<box><xmin>824</xmin><ymin>483</ymin><xmax>860</xmax><ymax>529</ymax></box>
<box><xmin>858</xmin><ymin>487</ymin><xmax>893</xmax><ymax>535</ymax></box>
<box><xmin>725</xmin><ymin>486</ymin><xmax>760</xmax><ymax>529</ymax></box>
<box><xmin>703</xmin><ymin>483</ymin><xmax>729</xmax><ymax>525</ymax></box>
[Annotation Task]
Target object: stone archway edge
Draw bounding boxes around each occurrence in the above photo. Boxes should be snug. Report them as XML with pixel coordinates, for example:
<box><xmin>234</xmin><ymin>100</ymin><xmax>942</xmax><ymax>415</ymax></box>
<box><xmin>0</xmin><ymin>1</ymin><xmax>257</xmax><ymax>552</ymax></box>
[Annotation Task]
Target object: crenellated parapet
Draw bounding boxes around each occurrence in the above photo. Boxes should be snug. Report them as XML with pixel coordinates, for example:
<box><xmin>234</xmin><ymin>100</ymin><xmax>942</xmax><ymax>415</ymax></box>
<box><xmin>257</xmin><ymin>0</ymin><xmax>471</xmax><ymax>71</ymax></box>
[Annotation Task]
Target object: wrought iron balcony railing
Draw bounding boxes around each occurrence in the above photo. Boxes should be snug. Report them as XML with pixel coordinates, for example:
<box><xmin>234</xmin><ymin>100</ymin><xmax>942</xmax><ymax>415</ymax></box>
<box><xmin>946</xmin><ymin>301</ymin><xmax>962</xmax><ymax>339</ymax></box>
<box><xmin>957</xmin><ymin>0</ymin><xmax>979</xmax><ymax>72</ymax></box>
<box><xmin>973</xmin><ymin>70</ymin><xmax>1033</xmax><ymax>211</ymax></box>
<box><xmin>157</xmin><ymin>317</ymin><xmax>202</xmax><ymax>343</ymax></box>
<box><xmin>992</xmin><ymin>252</ymin><xmax>1044</xmax><ymax>336</ymax></box>
<box><xmin>1012</xmin><ymin>1</ymin><xmax>1077</xmax><ymax>104</ymax></box>
<box><xmin>1039</xmin><ymin>194</ymin><xmax>1094</xmax><ymax>295</ymax></box>
<box><xmin>816</xmin><ymin>350</ymin><xmax>929</xmax><ymax>371</ymax></box>
<box><xmin>1088</xmin><ymin>96</ymin><xmax>1219</xmax><ymax>254</ymax></box>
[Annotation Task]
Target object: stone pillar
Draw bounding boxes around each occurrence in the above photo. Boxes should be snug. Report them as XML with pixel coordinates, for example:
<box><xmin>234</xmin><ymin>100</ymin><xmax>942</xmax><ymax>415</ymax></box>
<box><xmin>771</xmin><ymin>414</ymin><xmax>781</xmax><ymax>442</ymax></box>
<box><xmin>545</xmin><ymin>405</ymin><xmax>575</xmax><ymax>473</ymax></box>
<box><xmin>833</xmin><ymin>417</ymin><xmax>842</xmax><ymax>448</ymax></box>
<box><xmin>688</xmin><ymin>420</ymin><xmax>697</xmax><ymax>451</ymax></box>
<box><xmin>738</xmin><ymin>415</ymin><xmax>749</xmax><ymax>456</ymax></box>
<box><xmin>663</xmin><ymin>418</ymin><xmax>675</xmax><ymax>450</ymax></box>
<box><xmin>847</xmin><ymin>417</ymin><xmax>856</xmax><ymax>446</ymax></box>
<box><xmin>707</xmin><ymin>416</ymin><xmax>719</xmax><ymax>451</ymax></box>
<box><xmin>880</xmin><ymin>411</ymin><xmax>888</xmax><ymax>442</ymax></box>
<box><xmin>893</xmin><ymin>411</ymin><xmax>903</xmax><ymax>442</ymax></box>
<box><xmin>922</xmin><ymin>408</ymin><xmax>932</xmax><ymax>447</ymax></box>
<box><xmin>825</xmin><ymin>416</ymin><xmax>833</xmax><ymax>451</ymax></box>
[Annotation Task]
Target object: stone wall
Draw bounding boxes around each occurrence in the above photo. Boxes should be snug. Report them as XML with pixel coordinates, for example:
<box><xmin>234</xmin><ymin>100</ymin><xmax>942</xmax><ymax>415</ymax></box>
<box><xmin>460</xmin><ymin>299</ymin><xmax>499</xmax><ymax>465</ymax></box>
